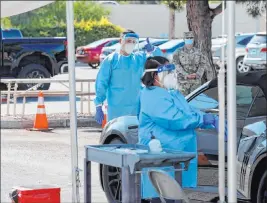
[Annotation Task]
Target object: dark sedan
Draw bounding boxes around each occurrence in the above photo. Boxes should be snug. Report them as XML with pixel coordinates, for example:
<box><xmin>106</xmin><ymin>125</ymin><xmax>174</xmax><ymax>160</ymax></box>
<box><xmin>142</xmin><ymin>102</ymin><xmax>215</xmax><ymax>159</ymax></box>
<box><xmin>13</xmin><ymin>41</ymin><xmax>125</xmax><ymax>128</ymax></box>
<box><xmin>99</xmin><ymin>71</ymin><xmax>267</xmax><ymax>203</ymax></box>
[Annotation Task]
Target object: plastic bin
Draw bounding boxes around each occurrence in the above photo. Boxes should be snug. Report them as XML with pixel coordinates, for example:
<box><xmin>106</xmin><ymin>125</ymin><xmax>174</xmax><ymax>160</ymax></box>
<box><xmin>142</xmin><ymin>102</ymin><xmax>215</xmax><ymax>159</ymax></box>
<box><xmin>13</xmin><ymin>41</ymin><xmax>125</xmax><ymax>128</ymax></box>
<box><xmin>10</xmin><ymin>185</ymin><xmax>60</xmax><ymax>203</ymax></box>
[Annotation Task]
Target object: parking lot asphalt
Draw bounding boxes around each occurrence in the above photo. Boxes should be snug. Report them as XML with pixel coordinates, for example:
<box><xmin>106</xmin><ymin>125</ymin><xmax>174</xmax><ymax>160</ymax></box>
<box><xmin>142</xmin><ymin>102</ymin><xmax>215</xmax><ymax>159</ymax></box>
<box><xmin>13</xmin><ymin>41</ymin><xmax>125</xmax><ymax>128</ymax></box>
<box><xmin>1</xmin><ymin>128</ymin><xmax>229</xmax><ymax>203</ymax></box>
<box><xmin>1</xmin><ymin>128</ymin><xmax>105</xmax><ymax>203</ymax></box>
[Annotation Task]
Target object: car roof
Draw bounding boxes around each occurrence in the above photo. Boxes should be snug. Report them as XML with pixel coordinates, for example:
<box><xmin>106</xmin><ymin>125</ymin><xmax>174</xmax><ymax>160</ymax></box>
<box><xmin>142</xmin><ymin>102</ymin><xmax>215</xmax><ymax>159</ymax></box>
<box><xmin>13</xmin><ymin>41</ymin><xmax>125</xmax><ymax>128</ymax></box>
<box><xmin>158</xmin><ymin>39</ymin><xmax>184</xmax><ymax>49</ymax></box>
<box><xmin>209</xmin><ymin>71</ymin><xmax>267</xmax><ymax>97</ymax></box>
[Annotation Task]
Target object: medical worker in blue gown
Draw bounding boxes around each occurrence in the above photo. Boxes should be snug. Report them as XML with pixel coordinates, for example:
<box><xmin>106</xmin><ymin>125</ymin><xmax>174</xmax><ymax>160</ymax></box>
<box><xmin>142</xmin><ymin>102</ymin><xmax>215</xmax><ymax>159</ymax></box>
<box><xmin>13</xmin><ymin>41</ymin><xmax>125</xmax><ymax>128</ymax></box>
<box><xmin>138</xmin><ymin>56</ymin><xmax>227</xmax><ymax>202</ymax></box>
<box><xmin>94</xmin><ymin>30</ymin><xmax>163</xmax><ymax>124</ymax></box>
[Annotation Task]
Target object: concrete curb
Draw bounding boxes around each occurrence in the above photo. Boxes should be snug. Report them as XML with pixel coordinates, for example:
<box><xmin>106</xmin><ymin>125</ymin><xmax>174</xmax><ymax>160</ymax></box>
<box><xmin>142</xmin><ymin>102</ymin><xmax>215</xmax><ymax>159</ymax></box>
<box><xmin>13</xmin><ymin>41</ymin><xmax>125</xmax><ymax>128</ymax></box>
<box><xmin>1</xmin><ymin>116</ymin><xmax>101</xmax><ymax>129</ymax></box>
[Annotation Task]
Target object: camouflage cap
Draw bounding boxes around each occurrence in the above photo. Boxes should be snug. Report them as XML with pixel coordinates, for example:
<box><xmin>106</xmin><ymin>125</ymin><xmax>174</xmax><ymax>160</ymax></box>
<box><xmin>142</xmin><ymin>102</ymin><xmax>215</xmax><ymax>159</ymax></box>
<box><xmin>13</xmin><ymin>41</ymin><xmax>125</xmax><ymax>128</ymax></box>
<box><xmin>183</xmin><ymin>31</ymin><xmax>194</xmax><ymax>38</ymax></box>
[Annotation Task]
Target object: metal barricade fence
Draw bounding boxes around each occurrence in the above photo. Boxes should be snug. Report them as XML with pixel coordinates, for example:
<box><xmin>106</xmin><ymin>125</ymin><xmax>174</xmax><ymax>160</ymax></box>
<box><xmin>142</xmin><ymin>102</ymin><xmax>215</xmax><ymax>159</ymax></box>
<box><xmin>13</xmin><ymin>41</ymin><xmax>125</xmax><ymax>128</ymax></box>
<box><xmin>0</xmin><ymin>78</ymin><xmax>96</xmax><ymax>117</ymax></box>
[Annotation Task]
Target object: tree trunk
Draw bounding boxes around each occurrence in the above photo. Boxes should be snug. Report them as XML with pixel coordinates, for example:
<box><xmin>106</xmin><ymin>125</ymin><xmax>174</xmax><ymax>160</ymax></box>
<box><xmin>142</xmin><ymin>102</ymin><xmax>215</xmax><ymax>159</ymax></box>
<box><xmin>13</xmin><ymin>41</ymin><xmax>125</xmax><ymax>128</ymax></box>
<box><xmin>169</xmin><ymin>7</ymin><xmax>175</xmax><ymax>39</ymax></box>
<box><xmin>186</xmin><ymin>0</ymin><xmax>217</xmax><ymax>81</ymax></box>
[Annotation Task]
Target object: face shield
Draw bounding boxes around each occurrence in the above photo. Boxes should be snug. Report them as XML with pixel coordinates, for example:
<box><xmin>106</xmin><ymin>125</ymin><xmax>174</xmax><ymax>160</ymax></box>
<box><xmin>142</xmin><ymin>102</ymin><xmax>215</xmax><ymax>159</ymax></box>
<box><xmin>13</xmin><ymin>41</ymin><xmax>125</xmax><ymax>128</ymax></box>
<box><xmin>121</xmin><ymin>33</ymin><xmax>139</xmax><ymax>54</ymax></box>
<box><xmin>144</xmin><ymin>64</ymin><xmax>178</xmax><ymax>90</ymax></box>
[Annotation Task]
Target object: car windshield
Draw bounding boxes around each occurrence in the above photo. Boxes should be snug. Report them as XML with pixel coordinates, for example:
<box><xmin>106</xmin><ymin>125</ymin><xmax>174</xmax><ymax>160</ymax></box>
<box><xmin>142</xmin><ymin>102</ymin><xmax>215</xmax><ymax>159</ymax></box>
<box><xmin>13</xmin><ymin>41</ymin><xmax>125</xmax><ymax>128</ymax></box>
<box><xmin>109</xmin><ymin>42</ymin><xmax>120</xmax><ymax>48</ymax></box>
<box><xmin>249</xmin><ymin>34</ymin><xmax>267</xmax><ymax>44</ymax></box>
<box><xmin>237</xmin><ymin>35</ymin><xmax>254</xmax><ymax>46</ymax></box>
<box><xmin>159</xmin><ymin>39</ymin><xmax>183</xmax><ymax>49</ymax></box>
<box><xmin>104</xmin><ymin>40</ymin><xmax>119</xmax><ymax>47</ymax></box>
<box><xmin>2</xmin><ymin>29</ymin><xmax>23</xmax><ymax>38</ymax></box>
<box><xmin>86</xmin><ymin>39</ymin><xmax>109</xmax><ymax>48</ymax></box>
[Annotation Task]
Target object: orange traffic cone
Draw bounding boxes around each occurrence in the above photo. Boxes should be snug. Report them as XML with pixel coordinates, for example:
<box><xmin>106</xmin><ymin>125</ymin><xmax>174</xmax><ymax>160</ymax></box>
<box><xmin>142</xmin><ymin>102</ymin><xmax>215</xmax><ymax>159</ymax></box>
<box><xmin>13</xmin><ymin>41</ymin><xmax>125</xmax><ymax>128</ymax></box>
<box><xmin>30</xmin><ymin>91</ymin><xmax>51</xmax><ymax>131</ymax></box>
<box><xmin>102</xmin><ymin>105</ymin><xmax>108</xmax><ymax>128</ymax></box>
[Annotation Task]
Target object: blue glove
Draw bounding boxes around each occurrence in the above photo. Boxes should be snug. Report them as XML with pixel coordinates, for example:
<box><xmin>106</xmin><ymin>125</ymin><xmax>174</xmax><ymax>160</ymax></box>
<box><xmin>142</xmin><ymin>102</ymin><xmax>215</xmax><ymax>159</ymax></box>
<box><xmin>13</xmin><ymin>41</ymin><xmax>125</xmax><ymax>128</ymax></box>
<box><xmin>144</xmin><ymin>38</ymin><xmax>154</xmax><ymax>52</ymax></box>
<box><xmin>214</xmin><ymin>117</ymin><xmax>228</xmax><ymax>140</ymax></box>
<box><xmin>203</xmin><ymin>113</ymin><xmax>216</xmax><ymax>126</ymax></box>
<box><xmin>95</xmin><ymin>106</ymin><xmax>104</xmax><ymax>124</ymax></box>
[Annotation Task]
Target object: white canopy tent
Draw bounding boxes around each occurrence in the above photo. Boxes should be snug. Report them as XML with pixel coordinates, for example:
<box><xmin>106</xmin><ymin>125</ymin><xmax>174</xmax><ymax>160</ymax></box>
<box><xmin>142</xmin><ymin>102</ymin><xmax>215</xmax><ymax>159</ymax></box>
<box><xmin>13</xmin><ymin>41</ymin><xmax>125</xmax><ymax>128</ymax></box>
<box><xmin>0</xmin><ymin>1</ymin><xmax>238</xmax><ymax>203</ymax></box>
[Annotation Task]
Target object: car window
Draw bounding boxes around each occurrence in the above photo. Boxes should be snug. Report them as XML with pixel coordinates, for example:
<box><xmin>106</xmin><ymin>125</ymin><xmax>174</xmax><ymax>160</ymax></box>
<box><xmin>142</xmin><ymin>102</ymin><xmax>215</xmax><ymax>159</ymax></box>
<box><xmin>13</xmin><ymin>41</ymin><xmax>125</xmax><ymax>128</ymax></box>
<box><xmin>248</xmin><ymin>88</ymin><xmax>267</xmax><ymax>117</ymax></box>
<box><xmin>104</xmin><ymin>40</ymin><xmax>119</xmax><ymax>47</ymax></box>
<box><xmin>159</xmin><ymin>39</ymin><xmax>183</xmax><ymax>49</ymax></box>
<box><xmin>237</xmin><ymin>36</ymin><xmax>253</xmax><ymax>46</ymax></box>
<box><xmin>110</xmin><ymin>43</ymin><xmax>121</xmax><ymax>48</ymax></box>
<box><xmin>249</xmin><ymin>34</ymin><xmax>267</xmax><ymax>44</ymax></box>
<box><xmin>189</xmin><ymin>85</ymin><xmax>257</xmax><ymax>118</ymax></box>
<box><xmin>2</xmin><ymin>29</ymin><xmax>23</xmax><ymax>38</ymax></box>
<box><xmin>243</xmin><ymin>121</ymin><xmax>266</xmax><ymax>136</ymax></box>
<box><xmin>86</xmin><ymin>39</ymin><xmax>108</xmax><ymax>48</ymax></box>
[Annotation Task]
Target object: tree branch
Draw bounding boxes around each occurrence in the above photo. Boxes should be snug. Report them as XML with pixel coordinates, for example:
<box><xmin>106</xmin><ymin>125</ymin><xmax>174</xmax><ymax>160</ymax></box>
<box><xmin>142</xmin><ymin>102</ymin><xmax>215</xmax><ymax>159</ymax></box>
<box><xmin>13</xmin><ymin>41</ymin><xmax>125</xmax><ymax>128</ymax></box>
<box><xmin>209</xmin><ymin>2</ymin><xmax>226</xmax><ymax>19</ymax></box>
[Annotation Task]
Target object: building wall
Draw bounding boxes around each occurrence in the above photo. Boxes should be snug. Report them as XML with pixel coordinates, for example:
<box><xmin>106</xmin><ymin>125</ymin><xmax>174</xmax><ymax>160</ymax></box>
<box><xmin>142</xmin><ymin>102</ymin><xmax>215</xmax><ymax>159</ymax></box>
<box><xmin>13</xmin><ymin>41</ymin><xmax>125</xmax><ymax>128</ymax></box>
<box><xmin>107</xmin><ymin>4</ymin><xmax>266</xmax><ymax>38</ymax></box>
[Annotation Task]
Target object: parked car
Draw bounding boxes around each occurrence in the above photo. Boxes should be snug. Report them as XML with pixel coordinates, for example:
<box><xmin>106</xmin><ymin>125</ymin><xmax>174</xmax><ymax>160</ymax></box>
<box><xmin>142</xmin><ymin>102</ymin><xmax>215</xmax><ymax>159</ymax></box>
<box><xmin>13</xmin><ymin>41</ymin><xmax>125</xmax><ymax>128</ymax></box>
<box><xmin>0</xmin><ymin>28</ymin><xmax>67</xmax><ymax>90</ymax></box>
<box><xmin>243</xmin><ymin>32</ymin><xmax>267</xmax><ymax>72</ymax></box>
<box><xmin>98</xmin><ymin>71</ymin><xmax>267</xmax><ymax>203</ymax></box>
<box><xmin>212</xmin><ymin>33</ymin><xmax>255</xmax><ymax>73</ymax></box>
<box><xmin>76</xmin><ymin>38</ymin><xmax>119</xmax><ymax>68</ymax></box>
<box><xmin>99</xmin><ymin>38</ymin><xmax>146</xmax><ymax>63</ymax></box>
<box><xmin>97</xmin><ymin>1</ymin><xmax>120</xmax><ymax>5</ymax></box>
<box><xmin>158</xmin><ymin>39</ymin><xmax>185</xmax><ymax>62</ymax></box>
<box><xmin>1</xmin><ymin>28</ymin><xmax>23</xmax><ymax>38</ymax></box>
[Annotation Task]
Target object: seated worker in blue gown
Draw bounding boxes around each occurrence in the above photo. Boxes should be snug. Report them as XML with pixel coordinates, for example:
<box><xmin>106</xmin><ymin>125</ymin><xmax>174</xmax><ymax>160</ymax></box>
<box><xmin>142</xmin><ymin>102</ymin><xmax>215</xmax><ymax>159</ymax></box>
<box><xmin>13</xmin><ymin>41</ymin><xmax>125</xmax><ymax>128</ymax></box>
<box><xmin>138</xmin><ymin>56</ymin><xmax>227</xmax><ymax>202</ymax></box>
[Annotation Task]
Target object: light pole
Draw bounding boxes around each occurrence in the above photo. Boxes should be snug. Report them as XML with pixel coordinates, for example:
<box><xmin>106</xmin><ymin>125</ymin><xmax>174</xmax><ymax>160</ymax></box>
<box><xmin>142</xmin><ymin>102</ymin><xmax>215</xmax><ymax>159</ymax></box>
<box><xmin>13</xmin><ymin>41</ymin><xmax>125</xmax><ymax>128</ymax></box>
<box><xmin>218</xmin><ymin>1</ymin><xmax>226</xmax><ymax>202</ymax></box>
<box><xmin>227</xmin><ymin>1</ymin><xmax>237</xmax><ymax>203</ymax></box>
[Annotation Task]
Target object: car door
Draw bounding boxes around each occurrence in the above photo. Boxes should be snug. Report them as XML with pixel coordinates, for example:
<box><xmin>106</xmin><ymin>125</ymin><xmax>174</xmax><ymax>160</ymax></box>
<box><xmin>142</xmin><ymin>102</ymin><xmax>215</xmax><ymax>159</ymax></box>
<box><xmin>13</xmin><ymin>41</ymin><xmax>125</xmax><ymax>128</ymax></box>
<box><xmin>188</xmin><ymin>85</ymin><xmax>258</xmax><ymax>166</ymax></box>
<box><xmin>237</xmin><ymin>88</ymin><xmax>267</xmax><ymax>191</ymax></box>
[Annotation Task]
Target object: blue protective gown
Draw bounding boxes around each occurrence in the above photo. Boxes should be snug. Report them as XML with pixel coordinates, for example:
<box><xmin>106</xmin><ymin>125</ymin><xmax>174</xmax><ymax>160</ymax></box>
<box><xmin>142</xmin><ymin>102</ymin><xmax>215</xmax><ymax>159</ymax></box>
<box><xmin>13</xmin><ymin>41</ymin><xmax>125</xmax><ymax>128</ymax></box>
<box><xmin>138</xmin><ymin>86</ymin><xmax>205</xmax><ymax>199</ymax></box>
<box><xmin>94</xmin><ymin>48</ymin><xmax>163</xmax><ymax>121</ymax></box>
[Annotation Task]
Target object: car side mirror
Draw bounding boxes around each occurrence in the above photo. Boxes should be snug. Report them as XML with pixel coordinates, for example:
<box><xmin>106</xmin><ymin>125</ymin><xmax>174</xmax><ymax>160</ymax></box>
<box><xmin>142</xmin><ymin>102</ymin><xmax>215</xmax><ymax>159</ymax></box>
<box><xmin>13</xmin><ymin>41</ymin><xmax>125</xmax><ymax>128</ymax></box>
<box><xmin>204</xmin><ymin>108</ymin><xmax>219</xmax><ymax>114</ymax></box>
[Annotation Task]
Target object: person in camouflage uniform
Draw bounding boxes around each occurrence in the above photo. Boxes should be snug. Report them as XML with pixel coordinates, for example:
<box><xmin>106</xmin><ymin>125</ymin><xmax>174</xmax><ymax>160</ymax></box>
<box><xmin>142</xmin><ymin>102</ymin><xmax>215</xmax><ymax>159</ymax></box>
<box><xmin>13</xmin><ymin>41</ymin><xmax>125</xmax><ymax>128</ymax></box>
<box><xmin>173</xmin><ymin>31</ymin><xmax>208</xmax><ymax>96</ymax></box>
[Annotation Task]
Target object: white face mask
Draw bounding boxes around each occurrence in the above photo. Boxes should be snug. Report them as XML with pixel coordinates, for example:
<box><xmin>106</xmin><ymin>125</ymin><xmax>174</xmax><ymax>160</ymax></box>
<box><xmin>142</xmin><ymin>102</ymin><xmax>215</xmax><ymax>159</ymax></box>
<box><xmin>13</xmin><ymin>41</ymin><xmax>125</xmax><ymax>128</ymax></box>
<box><xmin>124</xmin><ymin>43</ymin><xmax>135</xmax><ymax>54</ymax></box>
<box><xmin>163</xmin><ymin>73</ymin><xmax>178</xmax><ymax>90</ymax></box>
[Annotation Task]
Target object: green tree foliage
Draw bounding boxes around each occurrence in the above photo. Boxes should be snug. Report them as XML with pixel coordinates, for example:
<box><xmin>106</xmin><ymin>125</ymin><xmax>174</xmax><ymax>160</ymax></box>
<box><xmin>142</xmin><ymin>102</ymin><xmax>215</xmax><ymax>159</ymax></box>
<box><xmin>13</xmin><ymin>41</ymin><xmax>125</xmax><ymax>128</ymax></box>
<box><xmin>162</xmin><ymin>0</ymin><xmax>186</xmax><ymax>11</ymax></box>
<box><xmin>1</xmin><ymin>18</ymin><xmax>12</xmax><ymax>28</ymax></box>
<box><xmin>19</xmin><ymin>17</ymin><xmax>123</xmax><ymax>47</ymax></box>
<box><xmin>236</xmin><ymin>0</ymin><xmax>267</xmax><ymax>17</ymax></box>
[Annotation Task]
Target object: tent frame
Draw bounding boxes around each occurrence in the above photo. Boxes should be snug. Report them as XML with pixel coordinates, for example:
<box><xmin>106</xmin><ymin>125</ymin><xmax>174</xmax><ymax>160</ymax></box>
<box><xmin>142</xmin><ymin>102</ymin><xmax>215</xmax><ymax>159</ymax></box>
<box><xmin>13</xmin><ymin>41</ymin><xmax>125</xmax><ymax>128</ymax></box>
<box><xmin>66</xmin><ymin>1</ymin><xmax>80</xmax><ymax>203</ymax></box>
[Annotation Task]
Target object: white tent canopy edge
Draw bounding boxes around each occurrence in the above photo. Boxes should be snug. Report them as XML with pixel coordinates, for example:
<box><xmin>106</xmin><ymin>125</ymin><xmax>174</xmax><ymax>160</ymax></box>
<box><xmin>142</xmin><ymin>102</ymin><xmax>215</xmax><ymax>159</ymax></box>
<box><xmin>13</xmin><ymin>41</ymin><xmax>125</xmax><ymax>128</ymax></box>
<box><xmin>0</xmin><ymin>1</ymin><xmax>54</xmax><ymax>18</ymax></box>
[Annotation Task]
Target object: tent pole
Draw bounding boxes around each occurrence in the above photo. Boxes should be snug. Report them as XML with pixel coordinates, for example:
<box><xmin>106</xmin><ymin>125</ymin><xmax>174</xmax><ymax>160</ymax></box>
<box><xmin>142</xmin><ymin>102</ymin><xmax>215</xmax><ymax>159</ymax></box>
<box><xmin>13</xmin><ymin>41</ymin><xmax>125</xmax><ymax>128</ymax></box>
<box><xmin>218</xmin><ymin>0</ymin><xmax>226</xmax><ymax>202</ymax></box>
<box><xmin>66</xmin><ymin>1</ymin><xmax>80</xmax><ymax>203</ymax></box>
<box><xmin>227</xmin><ymin>1</ymin><xmax>237</xmax><ymax>203</ymax></box>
